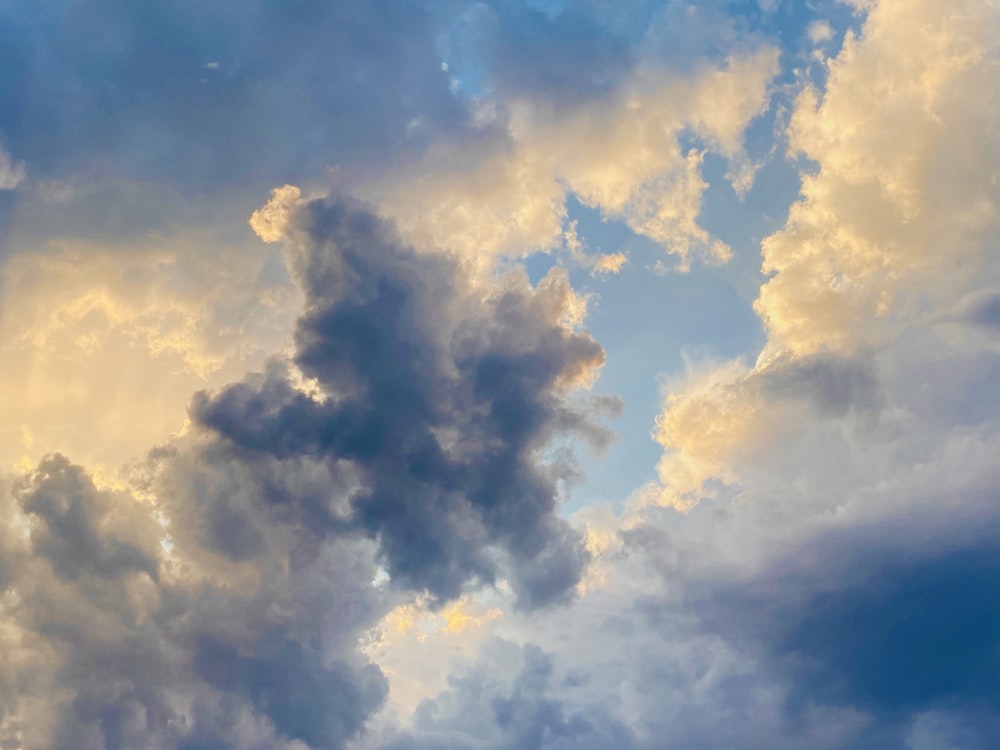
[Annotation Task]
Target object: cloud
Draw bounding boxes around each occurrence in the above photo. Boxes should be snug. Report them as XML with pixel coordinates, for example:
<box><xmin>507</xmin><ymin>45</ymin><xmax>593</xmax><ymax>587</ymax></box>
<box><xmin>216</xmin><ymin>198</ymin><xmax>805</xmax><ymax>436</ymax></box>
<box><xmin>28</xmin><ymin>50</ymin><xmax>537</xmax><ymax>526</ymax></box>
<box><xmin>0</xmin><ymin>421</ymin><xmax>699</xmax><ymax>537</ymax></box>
<box><xmin>377</xmin><ymin>641</ymin><xmax>637</xmax><ymax>750</ymax></box>
<box><xmin>249</xmin><ymin>185</ymin><xmax>303</xmax><ymax>244</ymax></box>
<box><xmin>653</xmin><ymin>0</ymin><xmax>1000</xmax><ymax>507</ymax></box>
<box><xmin>0</xmin><ymin>233</ymin><xmax>300</xmax><ymax>473</ymax></box>
<box><xmin>362</xmin><ymin>45</ymin><xmax>779</xmax><ymax>270</ymax></box>
<box><xmin>0</xmin><ymin>0</ymin><xmax>462</xmax><ymax>191</ymax></box>
<box><xmin>653</xmin><ymin>350</ymin><xmax>880</xmax><ymax>509</ymax></box>
<box><xmin>413</xmin><ymin>375</ymin><xmax>1000</xmax><ymax>749</ymax></box>
<box><xmin>0</xmin><ymin>452</ymin><xmax>389</xmax><ymax>750</ymax></box>
<box><xmin>5</xmin><ymin>2</ymin><xmax>1000</xmax><ymax>749</ymax></box>
<box><xmin>197</xmin><ymin>195</ymin><xmax>612</xmax><ymax>607</ymax></box>
<box><xmin>0</xmin><ymin>194</ymin><xmax>615</xmax><ymax>748</ymax></box>
<box><xmin>440</xmin><ymin>2</ymin><xmax>635</xmax><ymax>105</ymax></box>
<box><xmin>669</xmin><ymin>425</ymin><xmax>1000</xmax><ymax>746</ymax></box>
<box><xmin>954</xmin><ymin>290</ymin><xmax>1000</xmax><ymax>330</ymax></box>
<box><xmin>808</xmin><ymin>20</ymin><xmax>834</xmax><ymax>45</ymax></box>
<box><xmin>756</xmin><ymin>0</ymin><xmax>1000</xmax><ymax>355</ymax></box>
<box><xmin>0</xmin><ymin>145</ymin><xmax>25</xmax><ymax>190</ymax></box>
<box><xmin>360</xmin><ymin>5</ymin><xmax>1000</xmax><ymax>748</ymax></box>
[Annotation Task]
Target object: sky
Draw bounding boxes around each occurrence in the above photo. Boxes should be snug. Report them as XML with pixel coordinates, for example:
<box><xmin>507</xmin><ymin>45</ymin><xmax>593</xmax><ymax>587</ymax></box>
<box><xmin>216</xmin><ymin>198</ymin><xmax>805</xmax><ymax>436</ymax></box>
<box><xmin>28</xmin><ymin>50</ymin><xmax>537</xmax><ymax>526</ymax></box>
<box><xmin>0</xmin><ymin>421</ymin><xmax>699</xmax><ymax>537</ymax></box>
<box><xmin>1</xmin><ymin>0</ymin><xmax>999</xmax><ymax>748</ymax></box>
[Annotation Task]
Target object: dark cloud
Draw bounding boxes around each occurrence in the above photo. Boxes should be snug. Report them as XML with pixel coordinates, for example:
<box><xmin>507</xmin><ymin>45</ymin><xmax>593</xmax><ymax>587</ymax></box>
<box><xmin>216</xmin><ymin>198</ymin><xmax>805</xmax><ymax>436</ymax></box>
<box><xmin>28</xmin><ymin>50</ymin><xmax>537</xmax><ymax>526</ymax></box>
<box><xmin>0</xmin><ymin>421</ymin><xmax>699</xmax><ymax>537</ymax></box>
<box><xmin>0</xmin><ymin>453</ymin><xmax>391</xmax><ymax>750</ymax></box>
<box><xmin>191</xmin><ymin>632</ymin><xmax>386</xmax><ymax>748</ymax></box>
<box><xmin>957</xmin><ymin>290</ymin><xmax>1000</xmax><ymax>329</ymax></box>
<box><xmin>0</xmin><ymin>0</ymin><xmax>462</xmax><ymax>190</ymax></box>
<box><xmin>779</xmin><ymin>547</ymin><xmax>1000</xmax><ymax>714</ymax></box>
<box><xmin>676</xmin><ymin>481</ymin><xmax>1000</xmax><ymax>749</ymax></box>
<box><xmin>193</xmin><ymin>197</ymin><xmax>611</xmax><ymax>608</ymax></box>
<box><xmin>12</xmin><ymin>454</ymin><xmax>159</xmax><ymax>583</ymax></box>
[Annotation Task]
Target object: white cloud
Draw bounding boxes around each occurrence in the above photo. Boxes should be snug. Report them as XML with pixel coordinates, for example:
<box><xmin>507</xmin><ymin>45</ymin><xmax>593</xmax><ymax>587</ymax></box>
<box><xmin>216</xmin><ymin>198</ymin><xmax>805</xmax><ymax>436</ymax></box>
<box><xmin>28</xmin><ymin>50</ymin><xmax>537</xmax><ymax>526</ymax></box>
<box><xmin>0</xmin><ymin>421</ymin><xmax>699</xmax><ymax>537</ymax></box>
<box><xmin>360</xmin><ymin>48</ymin><xmax>780</xmax><ymax>272</ymax></box>
<box><xmin>249</xmin><ymin>184</ymin><xmax>304</xmax><ymax>244</ymax></box>
<box><xmin>0</xmin><ymin>237</ymin><xmax>300</xmax><ymax>475</ymax></box>
<box><xmin>807</xmin><ymin>20</ymin><xmax>834</xmax><ymax>45</ymax></box>
<box><xmin>0</xmin><ymin>145</ymin><xmax>25</xmax><ymax>190</ymax></box>
<box><xmin>652</xmin><ymin>0</ymin><xmax>1000</xmax><ymax>510</ymax></box>
<box><xmin>757</xmin><ymin>0</ymin><xmax>1000</xmax><ymax>356</ymax></box>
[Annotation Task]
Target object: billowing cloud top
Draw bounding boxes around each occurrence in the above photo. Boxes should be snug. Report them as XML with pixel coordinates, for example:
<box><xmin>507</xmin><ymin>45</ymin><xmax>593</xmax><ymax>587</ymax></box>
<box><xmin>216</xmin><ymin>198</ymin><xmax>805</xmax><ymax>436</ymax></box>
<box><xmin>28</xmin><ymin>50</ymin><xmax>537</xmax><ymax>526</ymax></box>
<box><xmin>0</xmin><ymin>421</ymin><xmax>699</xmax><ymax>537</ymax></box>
<box><xmin>2</xmin><ymin>1</ymin><xmax>1000</xmax><ymax>749</ymax></box>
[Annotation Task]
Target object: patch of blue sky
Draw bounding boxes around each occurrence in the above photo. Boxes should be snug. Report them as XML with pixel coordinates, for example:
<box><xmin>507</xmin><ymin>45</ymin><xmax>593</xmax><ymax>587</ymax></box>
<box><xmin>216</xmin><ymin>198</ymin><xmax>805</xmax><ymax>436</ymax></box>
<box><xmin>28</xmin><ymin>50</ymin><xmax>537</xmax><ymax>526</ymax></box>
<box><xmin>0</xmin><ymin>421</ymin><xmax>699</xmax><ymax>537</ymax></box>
<box><xmin>544</xmin><ymin>0</ymin><xmax>868</xmax><ymax>508</ymax></box>
<box><xmin>546</xmin><ymin>198</ymin><xmax>766</xmax><ymax>510</ymax></box>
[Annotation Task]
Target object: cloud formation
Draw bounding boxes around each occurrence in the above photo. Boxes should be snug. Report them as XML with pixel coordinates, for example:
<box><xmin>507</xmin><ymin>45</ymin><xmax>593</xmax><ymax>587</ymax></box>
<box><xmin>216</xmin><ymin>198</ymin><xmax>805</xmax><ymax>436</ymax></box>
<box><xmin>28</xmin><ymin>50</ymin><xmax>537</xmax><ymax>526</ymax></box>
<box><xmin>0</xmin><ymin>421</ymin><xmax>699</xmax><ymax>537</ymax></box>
<box><xmin>756</xmin><ymin>0</ymin><xmax>1000</xmax><ymax>354</ymax></box>
<box><xmin>0</xmin><ymin>195</ymin><xmax>612</xmax><ymax>748</ymax></box>
<box><xmin>226</xmin><ymin>193</ymin><xmax>611</xmax><ymax>606</ymax></box>
<box><xmin>366</xmin><ymin>45</ymin><xmax>779</xmax><ymax>269</ymax></box>
<box><xmin>4</xmin><ymin>1</ymin><xmax>1000</xmax><ymax>749</ymax></box>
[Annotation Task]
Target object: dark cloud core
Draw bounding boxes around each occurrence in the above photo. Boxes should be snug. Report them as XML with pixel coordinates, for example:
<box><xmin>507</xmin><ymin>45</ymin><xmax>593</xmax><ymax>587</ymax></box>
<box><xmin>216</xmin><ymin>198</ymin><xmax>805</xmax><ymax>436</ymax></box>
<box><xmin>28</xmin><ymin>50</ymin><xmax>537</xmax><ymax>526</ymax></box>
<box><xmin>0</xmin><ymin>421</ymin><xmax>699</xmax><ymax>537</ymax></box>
<box><xmin>194</xmin><ymin>197</ymin><xmax>607</xmax><ymax>607</ymax></box>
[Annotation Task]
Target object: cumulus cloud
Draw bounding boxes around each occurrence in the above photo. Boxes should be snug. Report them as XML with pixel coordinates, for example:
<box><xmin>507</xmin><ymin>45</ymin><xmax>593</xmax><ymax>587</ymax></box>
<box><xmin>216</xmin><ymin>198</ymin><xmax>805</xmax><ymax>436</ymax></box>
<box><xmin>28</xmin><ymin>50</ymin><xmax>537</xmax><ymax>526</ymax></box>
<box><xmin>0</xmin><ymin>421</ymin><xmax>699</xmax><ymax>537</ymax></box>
<box><xmin>0</xmin><ymin>453</ymin><xmax>388</xmax><ymax>750</ymax></box>
<box><xmin>5</xmin><ymin>2</ymin><xmax>1000</xmax><ymax>749</ymax></box>
<box><xmin>374</xmin><ymin>357</ymin><xmax>1000</xmax><ymax>747</ymax></box>
<box><xmin>756</xmin><ymin>0</ymin><xmax>1000</xmax><ymax>355</ymax></box>
<box><xmin>0</xmin><ymin>195</ymin><xmax>614</xmax><ymax>748</ymax></box>
<box><xmin>652</xmin><ymin>351</ymin><xmax>880</xmax><ymax>509</ymax></box>
<box><xmin>202</xmin><ymin>195</ymin><xmax>612</xmax><ymax>607</ymax></box>
<box><xmin>654</xmin><ymin>0</ymin><xmax>1000</xmax><ymax>508</ymax></box>
<box><xmin>0</xmin><ymin>234</ymin><xmax>300</xmax><ymax>473</ymax></box>
<box><xmin>249</xmin><ymin>185</ymin><xmax>304</xmax><ymax>244</ymax></box>
<box><xmin>367</xmin><ymin>45</ymin><xmax>779</xmax><ymax>270</ymax></box>
<box><xmin>362</xmin><ymin>3</ymin><xmax>1000</xmax><ymax>748</ymax></box>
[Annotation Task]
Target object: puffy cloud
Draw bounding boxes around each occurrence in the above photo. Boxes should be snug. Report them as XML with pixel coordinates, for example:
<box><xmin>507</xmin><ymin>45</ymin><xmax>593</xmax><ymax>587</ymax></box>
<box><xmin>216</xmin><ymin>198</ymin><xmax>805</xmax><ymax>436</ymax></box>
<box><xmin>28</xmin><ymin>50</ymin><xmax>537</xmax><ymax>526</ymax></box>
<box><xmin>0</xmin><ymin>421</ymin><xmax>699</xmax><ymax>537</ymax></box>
<box><xmin>653</xmin><ymin>351</ymin><xmax>880</xmax><ymax>509</ymax></box>
<box><xmin>0</xmin><ymin>195</ymin><xmax>614</xmax><ymax>748</ymax></box>
<box><xmin>362</xmin><ymin>45</ymin><xmax>779</xmax><ymax>270</ymax></box>
<box><xmin>655</xmin><ymin>0</ymin><xmax>1000</xmax><ymax>508</ymax></box>
<box><xmin>0</xmin><ymin>453</ymin><xmax>389</xmax><ymax>750</ymax></box>
<box><xmin>198</xmin><ymin>196</ymin><xmax>612</xmax><ymax>607</ymax></box>
<box><xmin>0</xmin><ymin>233</ymin><xmax>300</xmax><ymax>474</ymax></box>
<box><xmin>367</xmin><ymin>3</ymin><xmax>1000</xmax><ymax>748</ymax></box>
<box><xmin>6</xmin><ymin>2</ymin><xmax>1000</xmax><ymax>748</ymax></box>
<box><xmin>0</xmin><ymin>0</ymin><xmax>462</xmax><ymax>192</ymax></box>
<box><xmin>756</xmin><ymin>0</ymin><xmax>1000</xmax><ymax>355</ymax></box>
<box><xmin>249</xmin><ymin>185</ymin><xmax>304</xmax><ymax>244</ymax></box>
<box><xmin>381</xmin><ymin>352</ymin><xmax>1000</xmax><ymax>747</ymax></box>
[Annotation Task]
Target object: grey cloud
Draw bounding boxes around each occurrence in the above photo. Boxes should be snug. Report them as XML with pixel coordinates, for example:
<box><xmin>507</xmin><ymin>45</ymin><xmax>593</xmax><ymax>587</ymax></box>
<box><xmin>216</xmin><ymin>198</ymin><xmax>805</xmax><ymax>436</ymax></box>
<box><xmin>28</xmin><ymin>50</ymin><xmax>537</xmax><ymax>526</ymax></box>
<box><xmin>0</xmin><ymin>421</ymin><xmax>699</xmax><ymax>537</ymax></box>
<box><xmin>193</xmin><ymin>197</ymin><xmax>610</xmax><ymax>608</ymax></box>
<box><xmin>397</xmin><ymin>354</ymin><xmax>1000</xmax><ymax>750</ymax></box>
<box><xmin>0</xmin><ymin>0</ymin><xmax>462</xmax><ymax>191</ymax></box>
<box><xmin>668</xmin><ymin>472</ymin><xmax>1000</xmax><ymax>748</ymax></box>
<box><xmin>12</xmin><ymin>454</ymin><xmax>159</xmax><ymax>583</ymax></box>
<box><xmin>381</xmin><ymin>642</ymin><xmax>637</xmax><ymax>750</ymax></box>
<box><xmin>0</xmin><ymin>453</ymin><xmax>392</xmax><ymax>750</ymax></box>
<box><xmin>755</xmin><ymin>350</ymin><xmax>882</xmax><ymax>417</ymax></box>
<box><xmin>191</xmin><ymin>633</ymin><xmax>386</xmax><ymax>748</ymax></box>
<box><xmin>956</xmin><ymin>290</ymin><xmax>1000</xmax><ymax>329</ymax></box>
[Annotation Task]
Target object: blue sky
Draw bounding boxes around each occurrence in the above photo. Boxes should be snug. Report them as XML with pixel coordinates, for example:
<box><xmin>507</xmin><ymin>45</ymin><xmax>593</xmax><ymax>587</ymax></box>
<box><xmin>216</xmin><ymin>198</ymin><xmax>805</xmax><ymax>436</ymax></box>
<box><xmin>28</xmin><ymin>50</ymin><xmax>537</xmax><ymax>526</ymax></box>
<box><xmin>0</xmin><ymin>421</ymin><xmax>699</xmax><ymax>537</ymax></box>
<box><xmin>2</xmin><ymin>1</ymin><xmax>1000</xmax><ymax>749</ymax></box>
